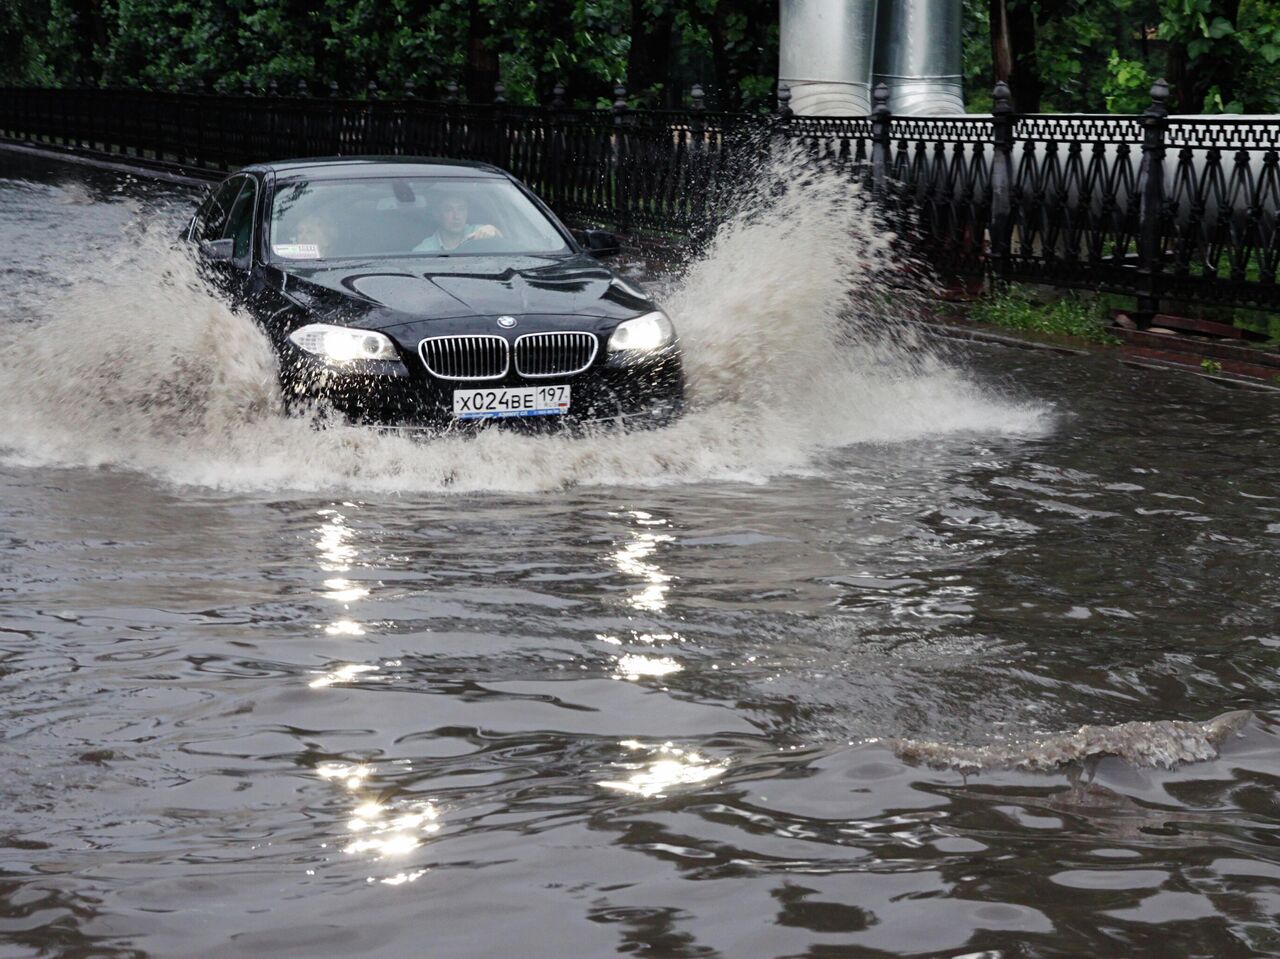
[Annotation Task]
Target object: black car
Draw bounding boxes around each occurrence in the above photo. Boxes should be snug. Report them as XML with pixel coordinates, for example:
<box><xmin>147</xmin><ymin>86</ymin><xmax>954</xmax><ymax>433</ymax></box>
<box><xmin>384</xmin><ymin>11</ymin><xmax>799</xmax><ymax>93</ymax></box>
<box><xmin>185</xmin><ymin>157</ymin><xmax>682</xmax><ymax>430</ymax></box>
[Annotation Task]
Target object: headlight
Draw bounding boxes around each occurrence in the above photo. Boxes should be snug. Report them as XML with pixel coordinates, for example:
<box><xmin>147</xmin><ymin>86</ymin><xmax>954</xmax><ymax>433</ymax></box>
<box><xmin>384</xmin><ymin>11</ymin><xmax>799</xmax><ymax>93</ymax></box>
<box><xmin>607</xmin><ymin>311</ymin><xmax>676</xmax><ymax>353</ymax></box>
<box><xmin>288</xmin><ymin>324</ymin><xmax>399</xmax><ymax>363</ymax></box>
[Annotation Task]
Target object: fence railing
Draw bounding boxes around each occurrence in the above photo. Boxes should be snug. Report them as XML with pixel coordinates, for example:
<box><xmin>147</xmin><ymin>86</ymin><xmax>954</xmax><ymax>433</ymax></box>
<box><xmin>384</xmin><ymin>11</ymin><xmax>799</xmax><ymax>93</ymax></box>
<box><xmin>1</xmin><ymin>80</ymin><xmax>1278</xmax><ymax>314</ymax></box>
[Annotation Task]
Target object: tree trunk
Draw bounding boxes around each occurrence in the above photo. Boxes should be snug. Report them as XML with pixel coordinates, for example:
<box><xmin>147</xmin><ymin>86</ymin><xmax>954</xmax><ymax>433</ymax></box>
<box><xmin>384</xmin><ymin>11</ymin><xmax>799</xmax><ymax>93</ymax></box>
<box><xmin>627</xmin><ymin>0</ymin><xmax>676</xmax><ymax>107</ymax></box>
<box><xmin>465</xmin><ymin>0</ymin><xmax>499</xmax><ymax>103</ymax></box>
<box><xmin>1166</xmin><ymin>42</ymin><xmax>1192</xmax><ymax>112</ymax></box>
<box><xmin>65</xmin><ymin>0</ymin><xmax>107</xmax><ymax>84</ymax></box>
<box><xmin>699</xmin><ymin>4</ymin><xmax>736</xmax><ymax>111</ymax></box>
<box><xmin>989</xmin><ymin>0</ymin><xmax>1041</xmax><ymax>112</ymax></box>
<box><xmin>1169</xmin><ymin>0</ymin><xmax>1241</xmax><ymax>113</ymax></box>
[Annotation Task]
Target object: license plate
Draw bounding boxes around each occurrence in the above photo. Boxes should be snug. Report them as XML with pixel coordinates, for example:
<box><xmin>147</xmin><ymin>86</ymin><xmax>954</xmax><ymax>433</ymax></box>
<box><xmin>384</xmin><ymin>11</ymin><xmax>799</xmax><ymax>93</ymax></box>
<box><xmin>453</xmin><ymin>384</ymin><xmax>571</xmax><ymax>420</ymax></box>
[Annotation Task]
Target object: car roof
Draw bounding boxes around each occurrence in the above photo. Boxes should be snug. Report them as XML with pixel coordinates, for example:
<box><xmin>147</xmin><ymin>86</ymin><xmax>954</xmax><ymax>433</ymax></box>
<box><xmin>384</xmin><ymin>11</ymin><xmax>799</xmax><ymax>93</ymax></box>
<box><xmin>241</xmin><ymin>157</ymin><xmax>508</xmax><ymax>180</ymax></box>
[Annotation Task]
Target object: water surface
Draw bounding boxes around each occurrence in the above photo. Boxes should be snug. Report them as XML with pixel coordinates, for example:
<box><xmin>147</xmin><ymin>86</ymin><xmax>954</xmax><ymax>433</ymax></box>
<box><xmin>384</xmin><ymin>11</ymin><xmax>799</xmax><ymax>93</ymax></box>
<box><xmin>1</xmin><ymin>151</ymin><xmax>1278</xmax><ymax>958</ymax></box>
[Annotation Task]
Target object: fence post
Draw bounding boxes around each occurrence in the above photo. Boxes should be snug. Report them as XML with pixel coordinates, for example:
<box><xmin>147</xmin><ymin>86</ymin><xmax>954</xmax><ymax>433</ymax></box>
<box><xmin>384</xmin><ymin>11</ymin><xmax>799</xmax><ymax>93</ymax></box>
<box><xmin>444</xmin><ymin>80</ymin><xmax>460</xmax><ymax>157</ymax></box>
<box><xmin>193</xmin><ymin>78</ymin><xmax>207</xmax><ymax>167</ymax></box>
<box><xmin>1137</xmin><ymin>78</ymin><xmax>1169</xmax><ymax>322</ymax></box>
<box><xmin>493</xmin><ymin>80</ymin><xmax>508</xmax><ymax>170</ymax></box>
<box><xmin>401</xmin><ymin>78</ymin><xmax>416</xmax><ymax>156</ymax></box>
<box><xmin>870</xmin><ymin>81</ymin><xmax>891</xmax><ymax>196</ymax></box>
<box><xmin>690</xmin><ymin>83</ymin><xmax>708</xmax><ymax>242</ymax></box>
<box><xmin>240</xmin><ymin>79</ymin><xmax>254</xmax><ymax>163</ymax></box>
<box><xmin>776</xmin><ymin>81</ymin><xmax>792</xmax><ymax>158</ymax></box>
<box><xmin>366</xmin><ymin>80</ymin><xmax>378</xmax><ymax>155</ymax></box>
<box><xmin>548</xmin><ymin>82</ymin><xmax>567</xmax><ymax>209</ymax></box>
<box><xmin>613</xmin><ymin>83</ymin><xmax>630</xmax><ymax>236</ymax></box>
<box><xmin>989</xmin><ymin>80</ymin><xmax>1016</xmax><ymax>284</ymax></box>
<box><xmin>266</xmin><ymin>78</ymin><xmax>281</xmax><ymax>159</ymax></box>
<box><xmin>326</xmin><ymin>80</ymin><xmax>341</xmax><ymax>155</ymax></box>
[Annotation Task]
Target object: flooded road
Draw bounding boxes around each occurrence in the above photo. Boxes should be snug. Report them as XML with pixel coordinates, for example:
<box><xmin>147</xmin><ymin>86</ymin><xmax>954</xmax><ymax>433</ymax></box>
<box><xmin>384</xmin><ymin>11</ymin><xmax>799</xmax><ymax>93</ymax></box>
<box><xmin>1</xmin><ymin>150</ymin><xmax>1278</xmax><ymax>958</ymax></box>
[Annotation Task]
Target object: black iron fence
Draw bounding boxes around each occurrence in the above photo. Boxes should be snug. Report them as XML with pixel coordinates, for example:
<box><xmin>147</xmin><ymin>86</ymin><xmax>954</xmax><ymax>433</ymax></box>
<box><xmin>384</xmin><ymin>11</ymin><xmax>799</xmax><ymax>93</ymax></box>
<box><xmin>1</xmin><ymin>80</ymin><xmax>1278</xmax><ymax>314</ymax></box>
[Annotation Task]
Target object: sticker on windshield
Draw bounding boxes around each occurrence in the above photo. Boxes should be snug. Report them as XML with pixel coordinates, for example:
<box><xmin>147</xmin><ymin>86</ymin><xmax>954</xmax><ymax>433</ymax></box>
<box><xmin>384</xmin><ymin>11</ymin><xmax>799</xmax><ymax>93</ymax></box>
<box><xmin>273</xmin><ymin>243</ymin><xmax>321</xmax><ymax>259</ymax></box>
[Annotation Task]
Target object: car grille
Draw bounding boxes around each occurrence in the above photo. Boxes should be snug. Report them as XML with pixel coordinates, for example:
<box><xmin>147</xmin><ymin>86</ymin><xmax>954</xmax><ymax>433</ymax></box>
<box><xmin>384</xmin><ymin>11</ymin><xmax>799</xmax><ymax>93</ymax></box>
<box><xmin>513</xmin><ymin>332</ymin><xmax>598</xmax><ymax>378</ymax></box>
<box><xmin>418</xmin><ymin>335</ymin><xmax>509</xmax><ymax>380</ymax></box>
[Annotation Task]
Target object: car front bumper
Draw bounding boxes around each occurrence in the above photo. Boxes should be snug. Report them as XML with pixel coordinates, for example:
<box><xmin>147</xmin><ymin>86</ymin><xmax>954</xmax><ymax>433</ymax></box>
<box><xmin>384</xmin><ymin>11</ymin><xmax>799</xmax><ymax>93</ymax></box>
<box><xmin>280</xmin><ymin>346</ymin><xmax>684</xmax><ymax>431</ymax></box>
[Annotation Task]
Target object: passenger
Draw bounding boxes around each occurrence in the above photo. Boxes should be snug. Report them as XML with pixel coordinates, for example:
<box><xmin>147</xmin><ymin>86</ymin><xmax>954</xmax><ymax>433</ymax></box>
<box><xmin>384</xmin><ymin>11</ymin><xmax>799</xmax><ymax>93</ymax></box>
<box><xmin>273</xmin><ymin>209</ymin><xmax>339</xmax><ymax>259</ymax></box>
<box><xmin>415</xmin><ymin>191</ymin><xmax>502</xmax><ymax>252</ymax></box>
<box><xmin>299</xmin><ymin>212</ymin><xmax>340</xmax><ymax>246</ymax></box>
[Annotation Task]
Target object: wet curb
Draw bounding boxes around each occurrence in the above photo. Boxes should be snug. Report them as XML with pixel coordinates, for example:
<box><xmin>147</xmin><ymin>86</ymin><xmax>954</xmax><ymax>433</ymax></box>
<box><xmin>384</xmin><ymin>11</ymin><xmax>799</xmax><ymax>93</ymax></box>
<box><xmin>924</xmin><ymin>312</ymin><xmax>1280</xmax><ymax>394</ymax></box>
<box><xmin>919</xmin><ymin>317</ymin><xmax>1090</xmax><ymax>356</ymax></box>
<box><xmin>0</xmin><ymin>139</ymin><xmax>222</xmax><ymax>187</ymax></box>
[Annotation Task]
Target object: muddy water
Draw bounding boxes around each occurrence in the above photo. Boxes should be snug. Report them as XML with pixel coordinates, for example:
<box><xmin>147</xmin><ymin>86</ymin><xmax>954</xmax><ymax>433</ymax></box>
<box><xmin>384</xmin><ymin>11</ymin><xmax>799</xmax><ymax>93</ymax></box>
<box><xmin>1</xmin><ymin>151</ymin><xmax>1278</xmax><ymax>958</ymax></box>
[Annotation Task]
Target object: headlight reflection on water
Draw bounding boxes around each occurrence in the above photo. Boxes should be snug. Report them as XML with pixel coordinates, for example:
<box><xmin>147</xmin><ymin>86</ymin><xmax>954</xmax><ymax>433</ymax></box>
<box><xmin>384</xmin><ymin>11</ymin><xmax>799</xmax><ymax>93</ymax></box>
<box><xmin>342</xmin><ymin>794</ymin><xmax>440</xmax><ymax>862</ymax></box>
<box><xmin>314</xmin><ymin>508</ymin><xmax>373</xmax><ymax>638</ymax></box>
<box><xmin>314</xmin><ymin>761</ymin><xmax>441</xmax><ymax>885</ymax></box>
<box><xmin>308</xmin><ymin>662</ymin><xmax>380</xmax><ymax>688</ymax></box>
<box><xmin>598</xmin><ymin>741</ymin><xmax>728</xmax><ymax>798</ymax></box>
<box><xmin>613</xmin><ymin>653</ymin><xmax>683</xmax><ymax>681</ymax></box>
<box><xmin>611</xmin><ymin>511</ymin><xmax>674</xmax><ymax>612</ymax></box>
<box><xmin>322</xmin><ymin>577</ymin><xmax>369</xmax><ymax>603</ymax></box>
<box><xmin>315</xmin><ymin>509</ymin><xmax>359</xmax><ymax>571</ymax></box>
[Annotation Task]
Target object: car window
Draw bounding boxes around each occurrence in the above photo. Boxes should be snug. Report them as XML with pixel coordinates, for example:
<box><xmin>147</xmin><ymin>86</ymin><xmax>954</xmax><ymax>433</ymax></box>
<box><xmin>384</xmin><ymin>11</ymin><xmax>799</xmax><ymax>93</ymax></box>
<box><xmin>195</xmin><ymin>177</ymin><xmax>247</xmax><ymax>243</ymax></box>
<box><xmin>222</xmin><ymin>178</ymin><xmax>257</xmax><ymax>259</ymax></box>
<box><xmin>268</xmin><ymin>176</ymin><xmax>571</xmax><ymax>261</ymax></box>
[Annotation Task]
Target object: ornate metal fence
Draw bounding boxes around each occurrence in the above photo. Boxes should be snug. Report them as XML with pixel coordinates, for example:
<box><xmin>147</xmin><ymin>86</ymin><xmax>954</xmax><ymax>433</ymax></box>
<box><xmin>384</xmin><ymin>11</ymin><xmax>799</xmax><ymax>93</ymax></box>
<box><xmin>1</xmin><ymin>79</ymin><xmax>1277</xmax><ymax>313</ymax></box>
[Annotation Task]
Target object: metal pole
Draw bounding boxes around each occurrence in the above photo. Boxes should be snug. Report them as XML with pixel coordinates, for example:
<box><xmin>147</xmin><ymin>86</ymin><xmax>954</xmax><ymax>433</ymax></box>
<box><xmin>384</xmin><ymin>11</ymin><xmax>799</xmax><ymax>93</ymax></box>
<box><xmin>1137</xmin><ymin>78</ymin><xmax>1170</xmax><ymax>323</ymax></box>
<box><xmin>870</xmin><ymin>81</ymin><xmax>891</xmax><ymax>196</ymax></box>
<box><xmin>989</xmin><ymin>80</ymin><xmax>1016</xmax><ymax>283</ymax></box>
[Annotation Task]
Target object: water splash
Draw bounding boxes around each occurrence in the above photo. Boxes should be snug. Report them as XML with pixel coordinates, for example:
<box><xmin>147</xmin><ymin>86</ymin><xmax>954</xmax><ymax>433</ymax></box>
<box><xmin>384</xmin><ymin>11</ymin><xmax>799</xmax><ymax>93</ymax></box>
<box><xmin>0</xmin><ymin>156</ymin><xmax>1046</xmax><ymax>492</ymax></box>
<box><xmin>888</xmin><ymin>710</ymin><xmax>1253</xmax><ymax>773</ymax></box>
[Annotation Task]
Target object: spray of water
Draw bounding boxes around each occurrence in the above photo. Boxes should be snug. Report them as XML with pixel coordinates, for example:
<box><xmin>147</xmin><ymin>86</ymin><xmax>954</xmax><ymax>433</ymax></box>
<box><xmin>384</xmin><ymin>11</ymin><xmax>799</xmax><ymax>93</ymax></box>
<box><xmin>0</xmin><ymin>156</ymin><xmax>1046</xmax><ymax>492</ymax></box>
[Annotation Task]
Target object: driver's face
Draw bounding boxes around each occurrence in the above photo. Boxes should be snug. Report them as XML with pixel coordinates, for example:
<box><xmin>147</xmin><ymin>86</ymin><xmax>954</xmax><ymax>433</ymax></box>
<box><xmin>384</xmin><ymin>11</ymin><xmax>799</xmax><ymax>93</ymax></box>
<box><xmin>440</xmin><ymin>197</ymin><xmax>468</xmax><ymax>233</ymax></box>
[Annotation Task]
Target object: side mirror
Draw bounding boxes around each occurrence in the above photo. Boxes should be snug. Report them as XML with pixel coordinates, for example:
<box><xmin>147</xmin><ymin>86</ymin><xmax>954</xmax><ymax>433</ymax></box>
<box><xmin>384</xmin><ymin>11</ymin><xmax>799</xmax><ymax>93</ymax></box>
<box><xmin>578</xmin><ymin>229</ymin><xmax>620</xmax><ymax>258</ymax></box>
<box><xmin>199</xmin><ymin>238</ymin><xmax>235</xmax><ymax>262</ymax></box>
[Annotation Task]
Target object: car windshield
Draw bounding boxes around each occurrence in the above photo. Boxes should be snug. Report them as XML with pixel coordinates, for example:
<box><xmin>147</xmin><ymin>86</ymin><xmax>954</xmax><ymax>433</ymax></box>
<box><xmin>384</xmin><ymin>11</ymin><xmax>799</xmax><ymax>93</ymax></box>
<box><xmin>268</xmin><ymin>175</ymin><xmax>571</xmax><ymax>260</ymax></box>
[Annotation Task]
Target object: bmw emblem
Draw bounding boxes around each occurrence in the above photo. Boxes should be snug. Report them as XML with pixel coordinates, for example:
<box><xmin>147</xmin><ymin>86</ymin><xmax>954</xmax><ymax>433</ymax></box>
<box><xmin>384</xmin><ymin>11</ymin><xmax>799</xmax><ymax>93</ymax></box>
<box><xmin>497</xmin><ymin>315</ymin><xmax>517</xmax><ymax>329</ymax></box>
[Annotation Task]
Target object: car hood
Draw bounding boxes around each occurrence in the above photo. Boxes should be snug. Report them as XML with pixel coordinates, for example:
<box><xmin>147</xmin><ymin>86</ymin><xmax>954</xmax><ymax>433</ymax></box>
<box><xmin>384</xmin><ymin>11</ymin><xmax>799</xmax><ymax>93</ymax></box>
<box><xmin>272</xmin><ymin>254</ymin><xmax>655</xmax><ymax>330</ymax></box>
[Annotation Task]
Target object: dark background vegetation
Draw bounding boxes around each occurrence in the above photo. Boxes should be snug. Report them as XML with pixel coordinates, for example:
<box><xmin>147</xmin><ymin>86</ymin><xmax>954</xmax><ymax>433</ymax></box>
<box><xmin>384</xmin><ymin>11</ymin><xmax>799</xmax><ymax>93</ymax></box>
<box><xmin>2</xmin><ymin>0</ymin><xmax>1278</xmax><ymax>113</ymax></box>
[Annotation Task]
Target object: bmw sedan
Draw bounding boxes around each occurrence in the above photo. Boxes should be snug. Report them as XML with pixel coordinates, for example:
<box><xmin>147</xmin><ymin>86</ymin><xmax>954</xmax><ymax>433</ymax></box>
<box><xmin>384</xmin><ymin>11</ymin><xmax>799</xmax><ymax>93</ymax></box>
<box><xmin>185</xmin><ymin>157</ymin><xmax>683</xmax><ymax>430</ymax></box>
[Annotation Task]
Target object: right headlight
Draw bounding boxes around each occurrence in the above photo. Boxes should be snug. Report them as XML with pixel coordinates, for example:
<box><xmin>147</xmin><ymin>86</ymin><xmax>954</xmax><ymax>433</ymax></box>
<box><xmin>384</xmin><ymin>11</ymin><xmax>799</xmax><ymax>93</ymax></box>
<box><xmin>607</xmin><ymin>311</ymin><xmax>676</xmax><ymax>353</ymax></box>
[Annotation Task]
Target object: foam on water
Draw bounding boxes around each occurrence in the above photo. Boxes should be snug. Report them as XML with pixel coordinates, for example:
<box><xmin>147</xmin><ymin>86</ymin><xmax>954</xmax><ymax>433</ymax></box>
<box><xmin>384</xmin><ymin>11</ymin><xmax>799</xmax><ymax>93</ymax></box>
<box><xmin>888</xmin><ymin>710</ymin><xmax>1254</xmax><ymax>773</ymax></box>
<box><xmin>0</xmin><ymin>156</ymin><xmax>1047</xmax><ymax>492</ymax></box>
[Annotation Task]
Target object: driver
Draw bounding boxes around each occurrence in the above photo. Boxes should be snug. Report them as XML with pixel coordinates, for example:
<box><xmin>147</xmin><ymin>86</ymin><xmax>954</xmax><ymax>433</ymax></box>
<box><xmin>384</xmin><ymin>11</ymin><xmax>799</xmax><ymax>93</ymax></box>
<box><xmin>415</xmin><ymin>190</ymin><xmax>502</xmax><ymax>251</ymax></box>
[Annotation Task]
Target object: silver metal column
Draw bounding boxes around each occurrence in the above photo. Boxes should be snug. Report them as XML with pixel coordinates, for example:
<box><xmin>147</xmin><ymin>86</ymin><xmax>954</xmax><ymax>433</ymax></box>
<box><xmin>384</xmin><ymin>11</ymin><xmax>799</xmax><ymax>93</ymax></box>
<box><xmin>872</xmin><ymin>0</ymin><xmax>965</xmax><ymax>115</ymax></box>
<box><xmin>779</xmin><ymin>0</ymin><xmax>879</xmax><ymax>117</ymax></box>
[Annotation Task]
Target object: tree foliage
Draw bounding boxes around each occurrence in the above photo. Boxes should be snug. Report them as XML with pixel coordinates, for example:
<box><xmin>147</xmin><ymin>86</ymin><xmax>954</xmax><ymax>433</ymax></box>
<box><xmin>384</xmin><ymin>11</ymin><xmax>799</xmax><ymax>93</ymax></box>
<box><xmin>6</xmin><ymin>0</ymin><xmax>1278</xmax><ymax>114</ymax></box>
<box><xmin>975</xmin><ymin>0</ymin><xmax>1280</xmax><ymax>113</ymax></box>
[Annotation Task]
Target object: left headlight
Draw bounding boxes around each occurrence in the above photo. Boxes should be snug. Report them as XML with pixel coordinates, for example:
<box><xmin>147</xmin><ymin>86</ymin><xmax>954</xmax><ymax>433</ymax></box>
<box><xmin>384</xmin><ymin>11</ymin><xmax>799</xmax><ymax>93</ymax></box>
<box><xmin>607</xmin><ymin>311</ymin><xmax>676</xmax><ymax>353</ymax></box>
<box><xmin>288</xmin><ymin>324</ymin><xmax>399</xmax><ymax>363</ymax></box>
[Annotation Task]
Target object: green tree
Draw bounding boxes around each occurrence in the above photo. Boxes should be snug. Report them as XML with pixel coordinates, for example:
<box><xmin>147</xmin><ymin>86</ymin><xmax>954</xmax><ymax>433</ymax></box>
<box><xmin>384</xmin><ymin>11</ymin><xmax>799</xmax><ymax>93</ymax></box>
<box><xmin>10</xmin><ymin>0</ymin><xmax>1278</xmax><ymax>115</ymax></box>
<box><xmin>0</xmin><ymin>0</ymin><xmax>53</xmax><ymax>84</ymax></box>
<box><xmin>1161</xmin><ymin>0</ymin><xmax>1280</xmax><ymax>112</ymax></box>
